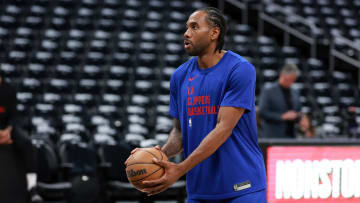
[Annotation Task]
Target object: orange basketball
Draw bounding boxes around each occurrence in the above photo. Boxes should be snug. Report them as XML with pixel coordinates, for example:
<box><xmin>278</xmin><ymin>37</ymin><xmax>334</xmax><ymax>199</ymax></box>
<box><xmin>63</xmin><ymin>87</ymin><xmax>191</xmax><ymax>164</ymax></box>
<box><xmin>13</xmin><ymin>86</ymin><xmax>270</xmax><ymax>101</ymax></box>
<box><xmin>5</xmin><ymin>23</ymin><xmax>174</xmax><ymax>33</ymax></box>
<box><xmin>125</xmin><ymin>147</ymin><xmax>168</xmax><ymax>190</ymax></box>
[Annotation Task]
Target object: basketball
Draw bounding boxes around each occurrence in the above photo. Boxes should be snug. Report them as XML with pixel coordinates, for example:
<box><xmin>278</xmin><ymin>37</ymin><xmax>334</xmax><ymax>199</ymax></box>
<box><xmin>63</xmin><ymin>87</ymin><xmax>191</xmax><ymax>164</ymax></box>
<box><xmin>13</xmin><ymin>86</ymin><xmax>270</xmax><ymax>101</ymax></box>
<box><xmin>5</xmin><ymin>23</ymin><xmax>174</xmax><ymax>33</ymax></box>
<box><xmin>125</xmin><ymin>147</ymin><xmax>168</xmax><ymax>190</ymax></box>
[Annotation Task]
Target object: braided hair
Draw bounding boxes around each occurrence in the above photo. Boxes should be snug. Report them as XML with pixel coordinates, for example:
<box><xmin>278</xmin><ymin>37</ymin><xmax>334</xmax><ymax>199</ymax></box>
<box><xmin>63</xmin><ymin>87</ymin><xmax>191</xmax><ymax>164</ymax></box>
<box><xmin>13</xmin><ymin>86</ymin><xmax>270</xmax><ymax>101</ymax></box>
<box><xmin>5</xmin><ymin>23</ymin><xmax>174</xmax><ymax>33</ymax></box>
<box><xmin>197</xmin><ymin>7</ymin><xmax>227</xmax><ymax>53</ymax></box>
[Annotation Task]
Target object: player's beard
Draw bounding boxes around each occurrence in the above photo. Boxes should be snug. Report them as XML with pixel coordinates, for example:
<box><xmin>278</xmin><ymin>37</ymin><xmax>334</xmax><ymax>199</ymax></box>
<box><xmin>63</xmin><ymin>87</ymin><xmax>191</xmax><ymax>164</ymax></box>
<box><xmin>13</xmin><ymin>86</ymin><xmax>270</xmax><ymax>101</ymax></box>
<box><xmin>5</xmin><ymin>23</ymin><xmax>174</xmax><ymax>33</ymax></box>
<box><xmin>186</xmin><ymin>40</ymin><xmax>210</xmax><ymax>56</ymax></box>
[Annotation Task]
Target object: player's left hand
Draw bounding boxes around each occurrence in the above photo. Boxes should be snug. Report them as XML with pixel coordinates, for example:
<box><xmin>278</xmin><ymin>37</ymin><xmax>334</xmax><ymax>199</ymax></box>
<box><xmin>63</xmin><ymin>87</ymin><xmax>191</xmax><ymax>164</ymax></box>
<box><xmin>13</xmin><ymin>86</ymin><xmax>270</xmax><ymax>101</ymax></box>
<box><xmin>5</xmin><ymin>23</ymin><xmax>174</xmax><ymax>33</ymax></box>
<box><xmin>141</xmin><ymin>158</ymin><xmax>184</xmax><ymax>196</ymax></box>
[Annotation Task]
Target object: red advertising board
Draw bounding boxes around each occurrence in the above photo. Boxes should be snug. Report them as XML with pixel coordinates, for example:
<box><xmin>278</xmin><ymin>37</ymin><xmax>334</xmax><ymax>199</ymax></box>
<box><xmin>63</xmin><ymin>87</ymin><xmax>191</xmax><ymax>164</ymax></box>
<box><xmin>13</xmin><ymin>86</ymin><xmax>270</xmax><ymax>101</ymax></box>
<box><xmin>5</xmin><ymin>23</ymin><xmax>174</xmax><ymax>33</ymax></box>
<box><xmin>267</xmin><ymin>146</ymin><xmax>360</xmax><ymax>203</ymax></box>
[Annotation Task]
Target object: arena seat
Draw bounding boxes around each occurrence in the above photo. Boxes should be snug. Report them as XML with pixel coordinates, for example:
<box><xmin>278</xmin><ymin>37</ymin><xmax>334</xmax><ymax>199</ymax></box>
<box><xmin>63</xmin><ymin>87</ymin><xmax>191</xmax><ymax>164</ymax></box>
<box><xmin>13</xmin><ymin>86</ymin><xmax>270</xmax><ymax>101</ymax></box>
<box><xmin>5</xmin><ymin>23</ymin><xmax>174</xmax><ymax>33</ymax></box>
<box><xmin>32</xmin><ymin>137</ymin><xmax>72</xmax><ymax>201</ymax></box>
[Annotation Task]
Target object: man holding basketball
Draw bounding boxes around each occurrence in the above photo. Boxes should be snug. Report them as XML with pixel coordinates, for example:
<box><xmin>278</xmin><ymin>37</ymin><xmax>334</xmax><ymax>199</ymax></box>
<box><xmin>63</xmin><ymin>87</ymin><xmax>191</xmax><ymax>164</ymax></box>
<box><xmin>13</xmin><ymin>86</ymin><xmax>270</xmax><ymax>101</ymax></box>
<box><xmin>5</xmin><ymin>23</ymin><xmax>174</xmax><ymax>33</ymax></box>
<box><xmin>128</xmin><ymin>7</ymin><xmax>267</xmax><ymax>202</ymax></box>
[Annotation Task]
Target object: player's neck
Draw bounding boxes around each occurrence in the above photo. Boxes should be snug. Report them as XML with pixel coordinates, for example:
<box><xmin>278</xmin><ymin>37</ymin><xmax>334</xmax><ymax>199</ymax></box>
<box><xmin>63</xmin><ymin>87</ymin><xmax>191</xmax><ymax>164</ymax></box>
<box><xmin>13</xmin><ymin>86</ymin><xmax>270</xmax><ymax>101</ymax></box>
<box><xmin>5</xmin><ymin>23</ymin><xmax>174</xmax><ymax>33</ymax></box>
<box><xmin>197</xmin><ymin>49</ymin><xmax>226</xmax><ymax>69</ymax></box>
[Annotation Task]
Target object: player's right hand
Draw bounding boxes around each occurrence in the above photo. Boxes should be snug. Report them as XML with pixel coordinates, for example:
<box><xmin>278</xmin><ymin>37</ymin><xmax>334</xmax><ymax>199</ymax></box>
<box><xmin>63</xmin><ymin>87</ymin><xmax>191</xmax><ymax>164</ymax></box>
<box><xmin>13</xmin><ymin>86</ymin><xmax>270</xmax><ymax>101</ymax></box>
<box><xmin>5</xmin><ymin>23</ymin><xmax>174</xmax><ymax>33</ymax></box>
<box><xmin>124</xmin><ymin>146</ymin><xmax>162</xmax><ymax>166</ymax></box>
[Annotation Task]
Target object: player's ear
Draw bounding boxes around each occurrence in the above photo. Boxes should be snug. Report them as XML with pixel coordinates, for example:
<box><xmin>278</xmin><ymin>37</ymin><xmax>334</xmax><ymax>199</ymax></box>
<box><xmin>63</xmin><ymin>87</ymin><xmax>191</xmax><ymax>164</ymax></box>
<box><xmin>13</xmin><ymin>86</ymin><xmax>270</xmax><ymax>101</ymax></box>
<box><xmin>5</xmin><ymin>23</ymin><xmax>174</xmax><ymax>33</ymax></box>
<box><xmin>210</xmin><ymin>27</ymin><xmax>220</xmax><ymax>41</ymax></box>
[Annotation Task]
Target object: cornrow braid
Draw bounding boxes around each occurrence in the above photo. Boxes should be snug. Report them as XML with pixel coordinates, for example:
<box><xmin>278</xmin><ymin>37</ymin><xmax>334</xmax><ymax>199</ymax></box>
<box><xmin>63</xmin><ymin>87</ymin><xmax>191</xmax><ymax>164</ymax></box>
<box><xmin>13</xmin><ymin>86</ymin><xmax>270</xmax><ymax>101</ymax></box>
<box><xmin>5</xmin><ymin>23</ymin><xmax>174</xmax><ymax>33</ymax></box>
<box><xmin>197</xmin><ymin>7</ymin><xmax>227</xmax><ymax>53</ymax></box>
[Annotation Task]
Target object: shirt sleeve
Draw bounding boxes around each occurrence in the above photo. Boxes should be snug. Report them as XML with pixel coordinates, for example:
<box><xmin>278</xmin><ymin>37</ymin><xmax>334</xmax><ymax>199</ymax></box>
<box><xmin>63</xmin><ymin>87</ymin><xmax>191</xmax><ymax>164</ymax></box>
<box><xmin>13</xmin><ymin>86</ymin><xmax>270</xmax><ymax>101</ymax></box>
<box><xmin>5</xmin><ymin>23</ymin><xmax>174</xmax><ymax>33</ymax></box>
<box><xmin>169</xmin><ymin>74</ymin><xmax>179</xmax><ymax>118</ymax></box>
<box><xmin>220</xmin><ymin>62</ymin><xmax>256</xmax><ymax>111</ymax></box>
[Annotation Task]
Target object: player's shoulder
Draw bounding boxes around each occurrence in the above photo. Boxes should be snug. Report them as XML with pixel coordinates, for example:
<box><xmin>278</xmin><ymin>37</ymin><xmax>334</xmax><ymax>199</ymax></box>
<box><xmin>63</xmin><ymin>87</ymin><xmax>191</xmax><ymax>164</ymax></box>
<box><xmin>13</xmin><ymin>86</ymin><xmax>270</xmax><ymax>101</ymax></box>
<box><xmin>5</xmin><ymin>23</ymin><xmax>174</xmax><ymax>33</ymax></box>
<box><xmin>227</xmin><ymin>51</ymin><xmax>255</xmax><ymax>73</ymax></box>
<box><xmin>171</xmin><ymin>57</ymin><xmax>195</xmax><ymax>79</ymax></box>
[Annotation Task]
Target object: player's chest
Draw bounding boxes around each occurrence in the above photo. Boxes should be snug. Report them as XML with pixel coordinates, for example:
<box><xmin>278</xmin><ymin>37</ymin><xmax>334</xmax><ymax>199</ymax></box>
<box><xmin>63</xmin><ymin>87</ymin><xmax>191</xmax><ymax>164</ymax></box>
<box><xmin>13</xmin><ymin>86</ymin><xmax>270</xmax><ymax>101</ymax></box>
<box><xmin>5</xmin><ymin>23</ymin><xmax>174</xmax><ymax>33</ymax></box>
<box><xmin>180</xmin><ymin>73</ymin><xmax>225</xmax><ymax>104</ymax></box>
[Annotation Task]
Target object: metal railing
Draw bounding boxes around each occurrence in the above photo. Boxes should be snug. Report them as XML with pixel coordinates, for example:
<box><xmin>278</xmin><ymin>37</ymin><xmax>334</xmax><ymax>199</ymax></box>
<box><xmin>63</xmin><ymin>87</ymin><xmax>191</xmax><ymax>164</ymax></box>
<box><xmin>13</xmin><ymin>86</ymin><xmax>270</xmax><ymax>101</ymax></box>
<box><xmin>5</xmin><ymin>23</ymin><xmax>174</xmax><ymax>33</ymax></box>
<box><xmin>329</xmin><ymin>35</ymin><xmax>360</xmax><ymax>87</ymax></box>
<box><xmin>219</xmin><ymin>0</ymin><xmax>249</xmax><ymax>24</ymax></box>
<box><xmin>220</xmin><ymin>0</ymin><xmax>360</xmax><ymax>87</ymax></box>
<box><xmin>257</xmin><ymin>0</ymin><xmax>319</xmax><ymax>58</ymax></box>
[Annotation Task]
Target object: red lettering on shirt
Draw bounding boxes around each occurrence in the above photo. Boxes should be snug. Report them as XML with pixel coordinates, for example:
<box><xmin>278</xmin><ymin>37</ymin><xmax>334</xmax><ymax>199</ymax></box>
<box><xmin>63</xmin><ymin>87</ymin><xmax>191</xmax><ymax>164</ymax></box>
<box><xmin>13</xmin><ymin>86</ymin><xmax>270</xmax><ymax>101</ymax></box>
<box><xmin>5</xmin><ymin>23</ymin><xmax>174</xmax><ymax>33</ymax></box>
<box><xmin>186</xmin><ymin>94</ymin><xmax>217</xmax><ymax>117</ymax></box>
<box><xmin>187</xmin><ymin>105</ymin><xmax>218</xmax><ymax>116</ymax></box>
<box><xmin>187</xmin><ymin>87</ymin><xmax>194</xmax><ymax>95</ymax></box>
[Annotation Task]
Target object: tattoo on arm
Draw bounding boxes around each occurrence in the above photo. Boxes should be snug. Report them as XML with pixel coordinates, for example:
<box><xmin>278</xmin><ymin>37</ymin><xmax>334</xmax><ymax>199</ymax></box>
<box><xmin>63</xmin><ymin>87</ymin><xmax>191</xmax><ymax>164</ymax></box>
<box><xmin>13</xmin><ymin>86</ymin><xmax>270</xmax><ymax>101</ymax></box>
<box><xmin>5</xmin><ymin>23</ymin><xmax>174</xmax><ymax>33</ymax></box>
<box><xmin>161</xmin><ymin>118</ymin><xmax>183</xmax><ymax>158</ymax></box>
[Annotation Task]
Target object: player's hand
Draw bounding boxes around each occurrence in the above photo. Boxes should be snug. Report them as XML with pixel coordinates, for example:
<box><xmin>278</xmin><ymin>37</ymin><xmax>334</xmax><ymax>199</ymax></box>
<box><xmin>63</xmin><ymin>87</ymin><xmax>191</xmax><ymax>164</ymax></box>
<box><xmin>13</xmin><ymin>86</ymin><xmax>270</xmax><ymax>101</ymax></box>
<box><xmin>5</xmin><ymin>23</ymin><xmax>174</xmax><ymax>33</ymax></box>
<box><xmin>124</xmin><ymin>145</ymin><xmax>162</xmax><ymax>166</ymax></box>
<box><xmin>141</xmin><ymin>158</ymin><xmax>184</xmax><ymax>196</ymax></box>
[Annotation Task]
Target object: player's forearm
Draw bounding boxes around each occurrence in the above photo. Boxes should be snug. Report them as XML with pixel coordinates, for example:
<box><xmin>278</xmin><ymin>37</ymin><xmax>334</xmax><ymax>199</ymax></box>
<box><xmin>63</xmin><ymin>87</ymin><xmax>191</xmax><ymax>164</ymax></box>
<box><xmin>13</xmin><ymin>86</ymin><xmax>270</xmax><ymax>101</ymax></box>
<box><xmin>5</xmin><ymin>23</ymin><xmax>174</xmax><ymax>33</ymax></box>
<box><xmin>178</xmin><ymin>122</ymin><xmax>233</xmax><ymax>175</ymax></box>
<box><xmin>161</xmin><ymin>128</ymin><xmax>183</xmax><ymax>158</ymax></box>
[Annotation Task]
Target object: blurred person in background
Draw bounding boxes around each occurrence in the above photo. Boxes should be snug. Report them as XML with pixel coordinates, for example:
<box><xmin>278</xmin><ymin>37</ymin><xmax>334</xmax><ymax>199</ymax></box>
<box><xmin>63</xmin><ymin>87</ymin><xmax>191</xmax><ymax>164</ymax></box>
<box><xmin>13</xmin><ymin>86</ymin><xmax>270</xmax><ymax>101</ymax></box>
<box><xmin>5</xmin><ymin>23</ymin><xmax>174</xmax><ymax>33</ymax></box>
<box><xmin>0</xmin><ymin>74</ymin><xmax>39</xmax><ymax>203</ymax></box>
<box><xmin>258</xmin><ymin>64</ymin><xmax>302</xmax><ymax>138</ymax></box>
<box><xmin>346</xmin><ymin>106</ymin><xmax>359</xmax><ymax>138</ymax></box>
<box><xmin>298</xmin><ymin>114</ymin><xmax>316</xmax><ymax>138</ymax></box>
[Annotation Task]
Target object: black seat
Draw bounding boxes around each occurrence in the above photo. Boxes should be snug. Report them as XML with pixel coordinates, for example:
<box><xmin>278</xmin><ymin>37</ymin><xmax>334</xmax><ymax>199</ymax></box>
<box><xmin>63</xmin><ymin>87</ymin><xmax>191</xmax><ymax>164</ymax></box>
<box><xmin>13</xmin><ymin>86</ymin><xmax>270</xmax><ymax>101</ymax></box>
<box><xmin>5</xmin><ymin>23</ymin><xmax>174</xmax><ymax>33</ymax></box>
<box><xmin>32</xmin><ymin>51</ymin><xmax>54</xmax><ymax>65</ymax></box>
<box><xmin>104</xmin><ymin>79</ymin><xmax>126</xmax><ymax>94</ymax></box>
<box><xmin>47</xmin><ymin>78</ymin><xmax>74</xmax><ymax>94</ymax></box>
<box><xmin>147</xmin><ymin>10</ymin><xmax>162</xmax><ymax>21</ymax></box>
<box><xmin>61</xmin><ymin>105</ymin><xmax>82</xmax><ymax>118</ymax></box>
<box><xmin>73</xmin><ymin>93</ymin><xmax>97</xmax><ymax>107</ymax></box>
<box><xmin>32</xmin><ymin>137</ymin><xmax>72</xmax><ymax>202</ymax></box>
<box><xmin>82</xmin><ymin>65</ymin><xmax>104</xmax><ymax>79</ymax></box>
<box><xmin>77</xmin><ymin>79</ymin><xmax>101</xmax><ymax>94</ymax></box>
<box><xmin>167</xmin><ymin>22</ymin><xmax>183</xmax><ymax>33</ymax></box>
<box><xmin>59</xmin><ymin>51</ymin><xmax>80</xmax><ymax>65</ymax></box>
<box><xmin>120</xmin><ymin>19</ymin><xmax>138</xmax><ymax>32</ymax></box>
<box><xmin>157</xmin><ymin>94</ymin><xmax>170</xmax><ymax>105</ymax></box>
<box><xmin>97</xmin><ymin>142</ymin><xmax>138</xmax><ymax>202</ymax></box>
<box><xmin>28</xmin><ymin>63</ymin><xmax>47</xmax><ymax>78</ymax></box>
<box><xmin>8</xmin><ymin>50</ymin><xmax>27</xmax><ymax>64</ymax></box>
<box><xmin>89</xmin><ymin>40</ymin><xmax>108</xmax><ymax>53</ymax></box>
<box><xmin>74</xmin><ymin>17</ymin><xmax>94</xmax><ymax>30</ymax></box>
<box><xmin>133</xmin><ymin>81</ymin><xmax>154</xmax><ymax>95</ymax></box>
<box><xmin>169</xmin><ymin>0</ymin><xmax>187</xmax><ymax>11</ymax></box>
<box><xmin>135</xmin><ymin>66</ymin><xmax>156</xmax><ymax>80</ymax></box>
<box><xmin>169</xmin><ymin>11</ymin><xmax>186</xmax><ymax>22</ymax></box>
<box><xmin>162</xmin><ymin>67</ymin><xmax>176</xmax><ymax>80</ymax></box>
<box><xmin>0</xmin><ymin>63</ymin><xmax>23</xmax><ymax>78</ymax></box>
<box><xmin>155</xmin><ymin>115</ymin><xmax>172</xmax><ymax>133</ymax></box>
<box><xmin>159</xmin><ymin>81</ymin><xmax>170</xmax><ymax>94</ymax></box>
<box><xmin>138</xmin><ymin>53</ymin><xmax>158</xmax><ymax>66</ymax></box>
<box><xmin>17</xmin><ymin>92</ymin><xmax>36</xmax><ymax>105</ymax></box>
<box><xmin>86</xmin><ymin>52</ymin><xmax>105</xmax><ymax>65</ymax></box>
<box><xmin>130</xmin><ymin>94</ymin><xmax>151</xmax><ymax>107</ymax></box>
<box><xmin>97</xmin><ymin>104</ymin><xmax>120</xmax><ymax>117</ymax></box>
<box><xmin>101</xmin><ymin>8</ymin><xmax>117</xmax><ymax>19</ymax></box>
<box><xmin>99</xmin><ymin>18</ymin><xmax>116</xmax><ymax>31</ymax></box>
<box><xmin>166</xmin><ymin>43</ymin><xmax>183</xmax><ymax>55</ymax></box>
<box><xmin>54</xmin><ymin>64</ymin><xmax>76</xmax><ymax>78</ymax></box>
<box><xmin>108</xmin><ymin>65</ymin><xmax>129</xmax><ymax>80</ymax></box>
<box><xmin>65</xmin><ymin>39</ymin><xmax>85</xmax><ymax>53</ymax></box>
<box><xmin>13</xmin><ymin>37</ymin><xmax>32</xmax><ymax>51</ymax></box>
<box><xmin>139</xmin><ymin>42</ymin><xmax>157</xmax><ymax>53</ymax></box>
<box><xmin>117</xmin><ymin>40</ymin><xmax>135</xmax><ymax>54</ymax></box>
<box><xmin>42</xmin><ymin>92</ymin><xmax>70</xmax><ymax>106</ymax></box>
<box><xmin>148</xmin><ymin>0</ymin><xmax>166</xmax><ymax>10</ymax></box>
<box><xmin>0</xmin><ymin>15</ymin><xmax>17</xmax><ymax>29</ymax></box>
<box><xmin>19</xmin><ymin>78</ymin><xmax>42</xmax><ymax>93</ymax></box>
<box><xmin>51</xmin><ymin>16</ymin><xmax>70</xmax><ymax>30</ymax></box>
<box><xmin>112</xmin><ymin>52</ymin><xmax>131</xmax><ymax>66</ymax></box>
<box><xmin>164</xmin><ymin>54</ymin><xmax>182</xmax><ymax>67</ymax></box>
<box><xmin>24</xmin><ymin>15</ymin><xmax>44</xmax><ymax>29</ymax></box>
<box><xmin>58</xmin><ymin>140</ymin><xmax>100</xmax><ymax>203</ymax></box>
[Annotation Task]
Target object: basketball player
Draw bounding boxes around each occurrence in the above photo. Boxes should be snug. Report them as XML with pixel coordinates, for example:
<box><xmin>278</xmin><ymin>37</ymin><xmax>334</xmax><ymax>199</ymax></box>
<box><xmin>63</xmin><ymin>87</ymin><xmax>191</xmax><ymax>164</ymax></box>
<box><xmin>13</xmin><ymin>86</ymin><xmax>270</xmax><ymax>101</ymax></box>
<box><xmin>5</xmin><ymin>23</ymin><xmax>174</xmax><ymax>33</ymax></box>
<box><xmin>131</xmin><ymin>7</ymin><xmax>267</xmax><ymax>202</ymax></box>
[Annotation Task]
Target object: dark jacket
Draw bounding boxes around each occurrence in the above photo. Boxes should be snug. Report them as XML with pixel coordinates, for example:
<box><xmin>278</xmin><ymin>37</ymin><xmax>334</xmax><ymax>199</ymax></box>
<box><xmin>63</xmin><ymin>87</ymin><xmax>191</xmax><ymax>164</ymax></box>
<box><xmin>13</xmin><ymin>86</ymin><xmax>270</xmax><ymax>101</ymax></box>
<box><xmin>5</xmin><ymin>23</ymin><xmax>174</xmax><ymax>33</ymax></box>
<box><xmin>258</xmin><ymin>83</ymin><xmax>302</xmax><ymax>138</ymax></box>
